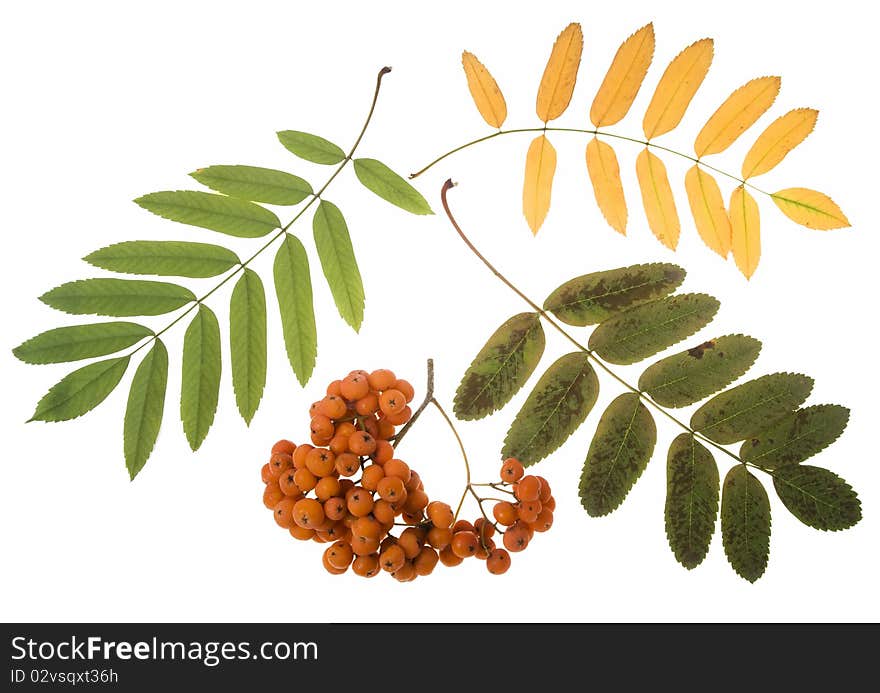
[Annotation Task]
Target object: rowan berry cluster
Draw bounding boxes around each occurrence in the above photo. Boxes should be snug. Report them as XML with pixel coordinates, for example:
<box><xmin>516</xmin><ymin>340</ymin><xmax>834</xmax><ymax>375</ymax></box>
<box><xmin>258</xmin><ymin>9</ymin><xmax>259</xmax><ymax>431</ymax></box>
<box><xmin>260</xmin><ymin>368</ymin><xmax>554</xmax><ymax>580</ymax></box>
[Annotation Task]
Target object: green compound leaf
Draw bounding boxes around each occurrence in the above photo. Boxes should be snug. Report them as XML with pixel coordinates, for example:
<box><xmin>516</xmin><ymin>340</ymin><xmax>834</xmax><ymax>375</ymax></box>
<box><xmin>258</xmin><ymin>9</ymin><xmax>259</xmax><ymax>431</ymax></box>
<box><xmin>230</xmin><ymin>269</ymin><xmax>267</xmax><ymax>425</ymax></box>
<box><xmin>353</xmin><ymin>158</ymin><xmax>434</xmax><ymax>215</ymax></box>
<box><xmin>579</xmin><ymin>393</ymin><xmax>657</xmax><ymax>517</ymax></box>
<box><xmin>277</xmin><ymin>130</ymin><xmax>346</xmax><ymax>165</ymax></box>
<box><xmin>721</xmin><ymin>466</ymin><xmax>771</xmax><ymax>582</ymax></box>
<box><xmin>544</xmin><ymin>263</ymin><xmax>686</xmax><ymax>326</ymax></box>
<box><xmin>691</xmin><ymin>373</ymin><xmax>814</xmax><ymax>444</ymax></box>
<box><xmin>13</xmin><ymin>322</ymin><xmax>152</xmax><ymax>364</ymax></box>
<box><xmin>741</xmin><ymin>405</ymin><xmax>850</xmax><ymax>470</ymax></box>
<box><xmin>665</xmin><ymin>434</ymin><xmax>719</xmax><ymax>569</ymax></box>
<box><xmin>312</xmin><ymin>200</ymin><xmax>365</xmax><ymax>332</ymax></box>
<box><xmin>29</xmin><ymin>356</ymin><xmax>130</xmax><ymax>422</ymax></box>
<box><xmin>134</xmin><ymin>191</ymin><xmax>280</xmax><ymax>238</ymax></box>
<box><xmin>274</xmin><ymin>233</ymin><xmax>317</xmax><ymax>386</ymax></box>
<box><xmin>124</xmin><ymin>339</ymin><xmax>168</xmax><ymax>480</ymax></box>
<box><xmin>40</xmin><ymin>279</ymin><xmax>195</xmax><ymax>317</ymax></box>
<box><xmin>84</xmin><ymin>241</ymin><xmax>240</xmax><ymax>278</ymax></box>
<box><xmin>502</xmin><ymin>352</ymin><xmax>599</xmax><ymax>467</ymax></box>
<box><xmin>588</xmin><ymin>293</ymin><xmax>720</xmax><ymax>365</ymax></box>
<box><xmin>454</xmin><ymin>312</ymin><xmax>545</xmax><ymax>421</ymax></box>
<box><xmin>180</xmin><ymin>305</ymin><xmax>222</xmax><ymax>451</ymax></box>
<box><xmin>772</xmin><ymin>465</ymin><xmax>861</xmax><ymax>531</ymax></box>
<box><xmin>190</xmin><ymin>165</ymin><xmax>313</xmax><ymax>205</ymax></box>
<box><xmin>638</xmin><ymin>334</ymin><xmax>762</xmax><ymax>407</ymax></box>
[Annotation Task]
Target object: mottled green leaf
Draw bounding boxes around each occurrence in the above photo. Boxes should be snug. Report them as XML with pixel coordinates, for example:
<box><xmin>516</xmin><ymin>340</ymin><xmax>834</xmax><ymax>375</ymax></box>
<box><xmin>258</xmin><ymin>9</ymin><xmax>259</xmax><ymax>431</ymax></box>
<box><xmin>665</xmin><ymin>434</ymin><xmax>719</xmax><ymax>569</ymax></box>
<box><xmin>741</xmin><ymin>405</ymin><xmax>849</xmax><ymax>470</ymax></box>
<box><xmin>721</xmin><ymin>466</ymin><xmax>771</xmax><ymax>582</ymax></box>
<box><xmin>274</xmin><ymin>233</ymin><xmax>317</xmax><ymax>386</ymax></box>
<box><xmin>502</xmin><ymin>352</ymin><xmax>599</xmax><ymax>466</ymax></box>
<box><xmin>134</xmin><ymin>191</ymin><xmax>279</xmax><ymax>238</ymax></box>
<box><xmin>312</xmin><ymin>200</ymin><xmax>365</xmax><ymax>331</ymax></box>
<box><xmin>13</xmin><ymin>322</ymin><xmax>152</xmax><ymax>364</ymax></box>
<box><xmin>772</xmin><ymin>465</ymin><xmax>861</xmax><ymax>531</ymax></box>
<box><xmin>579</xmin><ymin>393</ymin><xmax>657</xmax><ymax>516</ymax></box>
<box><xmin>190</xmin><ymin>165</ymin><xmax>313</xmax><ymax>205</ymax></box>
<box><xmin>277</xmin><ymin>130</ymin><xmax>345</xmax><ymax>165</ymax></box>
<box><xmin>124</xmin><ymin>340</ymin><xmax>168</xmax><ymax>479</ymax></box>
<box><xmin>84</xmin><ymin>241</ymin><xmax>240</xmax><ymax>278</ymax></box>
<box><xmin>544</xmin><ymin>263</ymin><xmax>686</xmax><ymax>326</ymax></box>
<box><xmin>353</xmin><ymin>158</ymin><xmax>433</xmax><ymax>215</ymax></box>
<box><xmin>589</xmin><ymin>293</ymin><xmax>720</xmax><ymax>365</ymax></box>
<box><xmin>40</xmin><ymin>279</ymin><xmax>195</xmax><ymax>317</ymax></box>
<box><xmin>29</xmin><ymin>356</ymin><xmax>130</xmax><ymax>422</ymax></box>
<box><xmin>181</xmin><ymin>305</ymin><xmax>221</xmax><ymax>451</ymax></box>
<box><xmin>691</xmin><ymin>373</ymin><xmax>813</xmax><ymax>444</ymax></box>
<box><xmin>454</xmin><ymin>313</ymin><xmax>545</xmax><ymax>420</ymax></box>
<box><xmin>230</xmin><ymin>269</ymin><xmax>267</xmax><ymax>425</ymax></box>
<box><xmin>639</xmin><ymin>334</ymin><xmax>761</xmax><ymax>407</ymax></box>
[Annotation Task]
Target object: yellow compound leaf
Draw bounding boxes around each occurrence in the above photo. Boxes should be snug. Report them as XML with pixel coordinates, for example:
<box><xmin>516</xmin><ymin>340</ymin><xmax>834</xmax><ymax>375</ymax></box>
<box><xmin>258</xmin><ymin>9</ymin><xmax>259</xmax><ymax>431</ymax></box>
<box><xmin>590</xmin><ymin>23</ymin><xmax>655</xmax><ymax>127</ymax></box>
<box><xmin>585</xmin><ymin>137</ymin><xmax>627</xmax><ymax>235</ymax></box>
<box><xmin>730</xmin><ymin>185</ymin><xmax>761</xmax><ymax>279</ymax></box>
<box><xmin>461</xmin><ymin>51</ymin><xmax>507</xmax><ymax>128</ymax></box>
<box><xmin>643</xmin><ymin>38</ymin><xmax>714</xmax><ymax>140</ymax></box>
<box><xmin>741</xmin><ymin>108</ymin><xmax>818</xmax><ymax>179</ymax></box>
<box><xmin>523</xmin><ymin>135</ymin><xmax>557</xmax><ymax>234</ymax></box>
<box><xmin>684</xmin><ymin>165</ymin><xmax>732</xmax><ymax>257</ymax></box>
<box><xmin>694</xmin><ymin>76</ymin><xmax>781</xmax><ymax>157</ymax></box>
<box><xmin>771</xmin><ymin>188</ymin><xmax>850</xmax><ymax>230</ymax></box>
<box><xmin>635</xmin><ymin>148</ymin><xmax>680</xmax><ymax>249</ymax></box>
<box><xmin>536</xmin><ymin>23</ymin><xmax>583</xmax><ymax>122</ymax></box>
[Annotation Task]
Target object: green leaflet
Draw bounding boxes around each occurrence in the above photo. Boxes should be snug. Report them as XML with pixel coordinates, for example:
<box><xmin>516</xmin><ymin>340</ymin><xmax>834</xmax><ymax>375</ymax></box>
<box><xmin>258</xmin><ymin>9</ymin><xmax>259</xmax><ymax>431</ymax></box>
<box><xmin>134</xmin><ymin>191</ymin><xmax>280</xmax><ymax>238</ymax></box>
<box><xmin>665</xmin><ymin>434</ymin><xmax>719</xmax><ymax>569</ymax></box>
<box><xmin>502</xmin><ymin>352</ymin><xmax>599</xmax><ymax>466</ymax></box>
<box><xmin>180</xmin><ymin>305</ymin><xmax>222</xmax><ymax>451</ymax></box>
<box><xmin>29</xmin><ymin>356</ymin><xmax>130</xmax><ymax>422</ymax></box>
<box><xmin>13</xmin><ymin>322</ymin><xmax>152</xmax><ymax>364</ymax></box>
<box><xmin>190</xmin><ymin>165</ymin><xmax>313</xmax><ymax>205</ymax></box>
<box><xmin>353</xmin><ymin>158</ymin><xmax>433</xmax><ymax>215</ymax></box>
<box><xmin>772</xmin><ymin>465</ymin><xmax>861</xmax><ymax>531</ymax></box>
<box><xmin>274</xmin><ymin>234</ymin><xmax>317</xmax><ymax>386</ymax></box>
<box><xmin>40</xmin><ymin>279</ymin><xmax>195</xmax><ymax>317</ymax></box>
<box><xmin>544</xmin><ymin>263</ymin><xmax>686</xmax><ymax>326</ymax></box>
<box><xmin>84</xmin><ymin>241</ymin><xmax>240</xmax><ymax>278</ymax></box>
<box><xmin>588</xmin><ymin>293</ymin><xmax>720</xmax><ymax>365</ymax></box>
<box><xmin>638</xmin><ymin>334</ymin><xmax>762</xmax><ymax>407</ymax></box>
<box><xmin>691</xmin><ymin>372</ymin><xmax>814</xmax><ymax>444</ymax></box>
<box><xmin>230</xmin><ymin>269</ymin><xmax>267</xmax><ymax>425</ymax></box>
<box><xmin>124</xmin><ymin>340</ymin><xmax>168</xmax><ymax>479</ymax></box>
<box><xmin>277</xmin><ymin>130</ymin><xmax>346</xmax><ymax>165</ymax></box>
<box><xmin>312</xmin><ymin>200</ymin><xmax>365</xmax><ymax>331</ymax></box>
<box><xmin>741</xmin><ymin>405</ymin><xmax>850</xmax><ymax>470</ymax></box>
<box><xmin>721</xmin><ymin>466</ymin><xmax>771</xmax><ymax>582</ymax></box>
<box><xmin>454</xmin><ymin>312</ymin><xmax>545</xmax><ymax>420</ymax></box>
<box><xmin>579</xmin><ymin>393</ymin><xmax>657</xmax><ymax>517</ymax></box>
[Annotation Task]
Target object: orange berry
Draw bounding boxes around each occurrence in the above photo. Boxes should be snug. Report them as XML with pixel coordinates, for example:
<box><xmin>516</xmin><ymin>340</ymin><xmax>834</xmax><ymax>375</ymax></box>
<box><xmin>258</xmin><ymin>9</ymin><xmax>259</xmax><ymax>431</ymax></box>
<box><xmin>451</xmin><ymin>531</ymin><xmax>479</xmax><ymax>558</ymax></box>
<box><xmin>315</xmin><ymin>476</ymin><xmax>342</xmax><ymax>501</ymax></box>
<box><xmin>292</xmin><ymin>498</ymin><xmax>325</xmax><ymax>529</ymax></box>
<box><xmin>487</xmin><ymin>548</ymin><xmax>511</xmax><ymax>574</ymax></box>
<box><xmin>310</xmin><ymin>432</ymin><xmax>332</xmax><ymax>447</ymax></box>
<box><xmin>351</xmin><ymin>534</ymin><xmax>381</xmax><ymax>556</ymax></box>
<box><xmin>404</xmin><ymin>470</ymin><xmax>422</xmax><ymax>492</ymax></box>
<box><xmin>338</xmin><ymin>478</ymin><xmax>355</xmax><ymax>495</ymax></box>
<box><xmin>535</xmin><ymin>475</ymin><xmax>553</xmax><ymax>503</ymax></box>
<box><xmin>346</xmin><ymin>487</ymin><xmax>375</xmax><ymax>517</ymax></box>
<box><xmin>325</xmin><ymin>541</ymin><xmax>354</xmax><ymax>570</ymax></box>
<box><xmin>368</xmin><ymin>369</ymin><xmax>396</xmax><ymax>392</ymax></box>
<box><xmin>492</xmin><ymin>502</ymin><xmax>517</xmax><ymax>525</ymax></box>
<box><xmin>310</xmin><ymin>414</ymin><xmax>335</xmax><ymax>439</ymax></box>
<box><xmin>328</xmin><ymin>434</ymin><xmax>349</xmax><ymax>455</ymax></box>
<box><xmin>372</xmin><ymin>499</ymin><xmax>396</xmax><ymax>525</ymax></box>
<box><xmin>268</xmin><ymin>452</ymin><xmax>292</xmax><ymax>479</ymax></box>
<box><xmin>392</xmin><ymin>561</ymin><xmax>416</xmax><ymax>582</ymax></box>
<box><xmin>335</xmin><ymin>452</ymin><xmax>360</xmax><ymax>477</ymax></box>
<box><xmin>355</xmin><ymin>393</ymin><xmax>379</xmax><ymax>416</ymax></box>
<box><xmin>384</xmin><ymin>405</ymin><xmax>412</xmax><ymax>426</ymax></box>
<box><xmin>543</xmin><ymin>496</ymin><xmax>556</xmax><ymax>512</ymax></box>
<box><xmin>271</xmin><ymin>439</ymin><xmax>297</xmax><ymax>456</ymax></box>
<box><xmin>325</xmin><ymin>379</ymin><xmax>343</xmax><ymax>397</ymax></box>
<box><xmin>278</xmin><ymin>469</ymin><xmax>303</xmax><ymax>497</ymax></box>
<box><xmin>453</xmin><ymin>519</ymin><xmax>476</xmax><ymax>534</ymax></box>
<box><xmin>377</xmin><ymin>476</ymin><xmax>405</xmax><ymax>503</ymax></box>
<box><xmin>322</xmin><ymin>551</ymin><xmax>347</xmax><ymax>575</ymax></box>
<box><xmin>352</xmin><ymin>553</ymin><xmax>380</xmax><ymax>578</ymax></box>
<box><xmin>348</xmin><ymin>431</ymin><xmax>377</xmax><ymax>456</ymax></box>
<box><xmin>361</xmin><ymin>464</ymin><xmax>385</xmax><ymax>492</ymax></box>
<box><xmin>439</xmin><ymin>545</ymin><xmax>464</xmax><ymax>567</ymax></box>
<box><xmin>379</xmin><ymin>389</ymin><xmax>406</xmax><ymax>416</ymax></box>
<box><xmin>474</xmin><ymin>517</ymin><xmax>496</xmax><ymax>541</ymax></box>
<box><xmin>531</xmin><ymin>507</ymin><xmax>554</xmax><ymax>532</ymax></box>
<box><xmin>414</xmin><ymin>546</ymin><xmax>439</xmax><ymax>576</ymax></box>
<box><xmin>293</xmin><ymin>467</ymin><xmax>317</xmax><ymax>494</ymax></box>
<box><xmin>402</xmin><ymin>510</ymin><xmax>424</xmax><ymax>525</ymax></box>
<box><xmin>376</xmin><ymin>418</ymin><xmax>396</xmax><ymax>440</ymax></box>
<box><xmin>500</xmin><ymin>458</ymin><xmax>525</xmax><ymax>483</ymax></box>
<box><xmin>260</xmin><ymin>463</ymin><xmax>273</xmax><ymax>484</ymax></box>
<box><xmin>398</xmin><ymin>527</ymin><xmax>426</xmax><ymax>559</ymax></box>
<box><xmin>426</xmin><ymin>501</ymin><xmax>454</xmax><ymax>529</ymax></box>
<box><xmin>372</xmin><ymin>439</ymin><xmax>394</xmax><ymax>464</ymax></box>
<box><xmin>289</xmin><ymin>524</ymin><xmax>315</xmax><ymax>541</ymax></box>
<box><xmin>362</xmin><ymin>416</ymin><xmax>380</xmax><ymax>439</ymax></box>
<box><xmin>263</xmin><ymin>482</ymin><xmax>285</xmax><ymax>509</ymax></box>
<box><xmin>308</xmin><ymin>401</ymin><xmax>322</xmax><ymax>418</ymax></box>
<box><xmin>292</xmin><ymin>444</ymin><xmax>313</xmax><ymax>469</ymax></box>
<box><xmin>352</xmin><ymin>516</ymin><xmax>383</xmax><ymax>540</ymax></box>
<box><xmin>514</xmin><ymin>475</ymin><xmax>541</xmax><ymax>502</ymax></box>
<box><xmin>393</xmin><ymin>379</ymin><xmax>415</xmax><ymax>403</ymax></box>
<box><xmin>502</xmin><ymin>523</ymin><xmax>530</xmax><ymax>552</ymax></box>
<box><xmin>335</xmin><ymin>421</ymin><xmax>356</xmax><ymax>438</ymax></box>
<box><xmin>404</xmin><ymin>489</ymin><xmax>429</xmax><ymax>514</ymax></box>
<box><xmin>380</xmin><ymin>544</ymin><xmax>406</xmax><ymax>572</ymax></box>
<box><xmin>323</xmin><ymin>497</ymin><xmax>347</xmax><ymax>521</ymax></box>
<box><xmin>517</xmin><ymin>500</ymin><xmax>541</xmax><ymax>525</ymax></box>
<box><xmin>273</xmin><ymin>498</ymin><xmax>297</xmax><ymax>528</ymax></box>
<box><xmin>305</xmin><ymin>448</ymin><xmax>336</xmax><ymax>477</ymax></box>
<box><xmin>383</xmin><ymin>459</ymin><xmax>411</xmax><ymax>483</ymax></box>
<box><xmin>426</xmin><ymin>526</ymin><xmax>453</xmax><ymax>550</ymax></box>
<box><xmin>319</xmin><ymin>395</ymin><xmax>348</xmax><ymax>420</ymax></box>
<box><xmin>341</xmin><ymin>374</ymin><xmax>370</xmax><ymax>402</ymax></box>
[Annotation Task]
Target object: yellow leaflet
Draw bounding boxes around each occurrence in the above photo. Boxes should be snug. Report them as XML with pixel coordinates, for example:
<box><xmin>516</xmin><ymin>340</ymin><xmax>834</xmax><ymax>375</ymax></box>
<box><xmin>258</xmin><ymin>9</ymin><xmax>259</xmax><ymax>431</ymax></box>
<box><xmin>586</xmin><ymin>137</ymin><xmax>627</xmax><ymax>235</ymax></box>
<box><xmin>642</xmin><ymin>38</ymin><xmax>714</xmax><ymax>140</ymax></box>
<box><xmin>461</xmin><ymin>51</ymin><xmax>507</xmax><ymax>129</ymax></box>
<box><xmin>590</xmin><ymin>23</ymin><xmax>655</xmax><ymax>127</ymax></box>
<box><xmin>694</xmin><ymin>76</ymin><xmax>781</xmax><ymax>157</ymax></box>
<box><xmin>772</xmin><ymin>187</ymin><xmax>850</xmax><ymax>230</ymax></box>
<box><xmin>741</xmin><ymin>108</ymin><xmax>818</xmax><ymax>179</ymax></box>
<box><xmin>684</xmin><ymin>165</ymin><xmax>731</xmax><ymax>257</ymax></box>
<box><xmin>635</xmin><ymin>148</ymin><xmax>680</xmax><ymax>249</ymax></box>
<box><xmin>536</xmin><ymin>23</ymin><xmax>583</xmax><ymax>122</ymax></box>
<box><xmin>523</xmin><ymin>135</ymin><xmax>557</xmax><ymax>234</ymax></box>
<box><xmin>730</xmin><ymin>186</ymin><xmax>761</xmax><ymax>279</ymax></box>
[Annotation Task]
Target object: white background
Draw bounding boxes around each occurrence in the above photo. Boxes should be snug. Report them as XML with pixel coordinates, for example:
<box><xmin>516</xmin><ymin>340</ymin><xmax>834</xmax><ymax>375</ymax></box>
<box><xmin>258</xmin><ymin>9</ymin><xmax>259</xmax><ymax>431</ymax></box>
<box><xmin>1</xmin><ymin>0</ymin><xmax>877</xmax><ymax>622</ymax></box>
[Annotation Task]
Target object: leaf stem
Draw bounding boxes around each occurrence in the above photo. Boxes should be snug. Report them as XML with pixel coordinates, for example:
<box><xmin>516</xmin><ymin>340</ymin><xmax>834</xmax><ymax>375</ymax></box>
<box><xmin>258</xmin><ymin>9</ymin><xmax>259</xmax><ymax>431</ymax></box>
<box><xmin>439</xmin><ymin>179</ymin><xmax>744</xmax><ymax>466</ymax></box>
<box><xmin>390</xmin><ymin>358</ymin><xmax>434</xmax><ymax>448</ymax></box>
<box><xmin>412</xmin><ymin>126</ymin><xmax>768</xmax><ymax>196</ymax></box>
